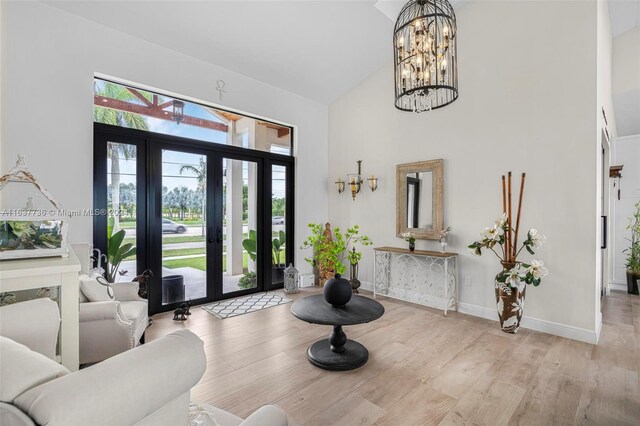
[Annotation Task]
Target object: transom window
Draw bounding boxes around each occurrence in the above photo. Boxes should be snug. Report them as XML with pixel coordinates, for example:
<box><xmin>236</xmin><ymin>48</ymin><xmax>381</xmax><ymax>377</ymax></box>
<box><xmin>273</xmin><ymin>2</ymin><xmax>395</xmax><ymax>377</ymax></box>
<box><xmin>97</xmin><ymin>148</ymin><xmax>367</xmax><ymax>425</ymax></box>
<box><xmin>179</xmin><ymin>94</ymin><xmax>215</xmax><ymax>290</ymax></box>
<box><xmin>93</xmin><ymin>78</ymin><xmax>292</xmax><ymax>155</ymax></box>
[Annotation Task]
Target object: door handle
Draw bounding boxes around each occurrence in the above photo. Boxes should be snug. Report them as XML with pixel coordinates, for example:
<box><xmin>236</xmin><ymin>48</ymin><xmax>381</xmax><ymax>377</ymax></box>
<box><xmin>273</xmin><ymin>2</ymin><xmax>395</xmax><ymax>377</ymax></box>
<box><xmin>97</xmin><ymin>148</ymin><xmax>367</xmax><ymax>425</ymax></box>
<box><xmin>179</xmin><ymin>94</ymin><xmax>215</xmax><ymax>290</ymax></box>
<box><xmin>207</xmin><ymin>227</ymin><xmax>214</xmax><ymax>244</ymax></box>
<box><xmin>216</xmin><ymin>227</ymin><xmax>222</xmax><ymax>244</ymax></box>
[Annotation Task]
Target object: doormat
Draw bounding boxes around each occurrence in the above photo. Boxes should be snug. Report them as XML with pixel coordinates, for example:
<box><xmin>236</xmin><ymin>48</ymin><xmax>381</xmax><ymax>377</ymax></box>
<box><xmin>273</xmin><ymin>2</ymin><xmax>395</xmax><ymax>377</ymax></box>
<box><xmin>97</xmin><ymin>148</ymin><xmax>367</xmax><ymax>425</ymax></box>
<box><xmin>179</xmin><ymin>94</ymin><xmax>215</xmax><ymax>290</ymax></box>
<box><xmin>201</xmin><ymin>291</ymin><xmax>291</xmax><ymax>319</ymax></box>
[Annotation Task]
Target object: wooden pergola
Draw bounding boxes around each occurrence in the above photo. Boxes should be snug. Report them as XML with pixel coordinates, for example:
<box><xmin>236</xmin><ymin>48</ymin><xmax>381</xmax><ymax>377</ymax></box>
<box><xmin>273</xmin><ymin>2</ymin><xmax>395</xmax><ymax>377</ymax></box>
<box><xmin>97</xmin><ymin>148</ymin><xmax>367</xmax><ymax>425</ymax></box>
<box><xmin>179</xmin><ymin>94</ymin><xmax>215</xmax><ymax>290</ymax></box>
<box><xmin>94</xmin><ymin>88</ymin><xmax>228</xmax><ymax>132</ymax></box>
<box><xmin>94</xmin><ymin>87</ymin><xmax>290</xmax><ymax>138</ymax></box>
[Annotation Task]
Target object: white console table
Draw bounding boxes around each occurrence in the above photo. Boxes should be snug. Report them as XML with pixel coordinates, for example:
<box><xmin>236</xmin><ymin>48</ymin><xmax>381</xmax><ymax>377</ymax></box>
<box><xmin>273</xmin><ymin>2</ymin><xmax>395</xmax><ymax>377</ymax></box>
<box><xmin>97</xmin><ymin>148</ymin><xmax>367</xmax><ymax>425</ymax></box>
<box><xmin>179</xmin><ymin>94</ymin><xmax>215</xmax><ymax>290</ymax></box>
<box><xmin>0</xmin><ymin>248</ymin><xmax>81</xmax><ymax>371</ymax></box>
<box><xmin>373</xmin><ymin>247</ymin><xmax>458</xmax><ymax>316</ymax></box>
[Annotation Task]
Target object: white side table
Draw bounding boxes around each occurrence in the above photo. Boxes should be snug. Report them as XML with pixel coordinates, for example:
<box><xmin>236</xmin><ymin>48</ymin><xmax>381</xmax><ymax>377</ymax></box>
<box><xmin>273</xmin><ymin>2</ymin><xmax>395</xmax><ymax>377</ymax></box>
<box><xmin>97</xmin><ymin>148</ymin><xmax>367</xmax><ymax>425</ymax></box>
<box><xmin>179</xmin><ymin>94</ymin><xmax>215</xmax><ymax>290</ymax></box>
<box><xmin>373</xmin><ymin>246</ymin><xmax>458</xmax><ymax>316</ymax></box>
<box><xmin>0</xmin><ymin>248</ymin><xmax>81</xmax><ymax>371</ymax></box>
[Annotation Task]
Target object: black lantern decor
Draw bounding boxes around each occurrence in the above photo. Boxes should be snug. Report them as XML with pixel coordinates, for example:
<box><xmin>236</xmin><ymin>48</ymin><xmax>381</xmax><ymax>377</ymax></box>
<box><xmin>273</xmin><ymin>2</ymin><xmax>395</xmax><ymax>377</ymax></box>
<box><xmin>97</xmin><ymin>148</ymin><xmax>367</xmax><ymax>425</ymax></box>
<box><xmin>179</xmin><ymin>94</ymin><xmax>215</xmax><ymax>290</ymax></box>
<box><xmin>171</xmin><ymin>99</ymin><xmax>185</xmax><ymax>124</ymax></box>
<box><xmin>394</xmin><ymin>0</ymin><xmax>458</xmax><ymax>113</ymax></box>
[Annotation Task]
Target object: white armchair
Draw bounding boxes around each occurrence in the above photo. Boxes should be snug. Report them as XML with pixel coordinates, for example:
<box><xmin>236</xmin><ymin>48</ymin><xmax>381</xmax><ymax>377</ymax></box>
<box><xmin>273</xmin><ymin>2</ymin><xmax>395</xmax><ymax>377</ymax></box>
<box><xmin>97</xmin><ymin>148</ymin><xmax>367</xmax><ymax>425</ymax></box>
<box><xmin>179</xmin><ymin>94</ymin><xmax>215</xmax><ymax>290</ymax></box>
<box><xmin>79</xmin><ymin>276</ymin><xmax>149</xmax><ymax>364</ymax></box>
<box><xmin>72</xmin><ymin>243</ymin><xmax>149</xmax><ymax>364</ymax></box>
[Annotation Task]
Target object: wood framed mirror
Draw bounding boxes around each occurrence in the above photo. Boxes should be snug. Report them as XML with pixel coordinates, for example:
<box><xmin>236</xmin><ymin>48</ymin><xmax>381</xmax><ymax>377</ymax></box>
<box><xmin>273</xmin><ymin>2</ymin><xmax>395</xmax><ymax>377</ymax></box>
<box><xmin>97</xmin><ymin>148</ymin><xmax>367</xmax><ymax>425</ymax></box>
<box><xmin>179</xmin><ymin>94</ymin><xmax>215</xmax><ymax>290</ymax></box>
<box><xmin>396</xmin><ymin>160</ymin><xmax>443</xmax><ymax>240</ymax></box>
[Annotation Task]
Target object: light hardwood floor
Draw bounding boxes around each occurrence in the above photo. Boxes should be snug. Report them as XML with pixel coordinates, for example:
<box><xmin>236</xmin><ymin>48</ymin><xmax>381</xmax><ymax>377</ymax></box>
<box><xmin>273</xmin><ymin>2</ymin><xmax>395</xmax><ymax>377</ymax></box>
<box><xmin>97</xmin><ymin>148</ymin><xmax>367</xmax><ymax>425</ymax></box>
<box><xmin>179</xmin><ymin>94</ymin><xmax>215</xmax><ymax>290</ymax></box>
<box><xmin>146</xmin><ymin>289</ymin><xmax>640</xmax><ymax>425</ymax></box>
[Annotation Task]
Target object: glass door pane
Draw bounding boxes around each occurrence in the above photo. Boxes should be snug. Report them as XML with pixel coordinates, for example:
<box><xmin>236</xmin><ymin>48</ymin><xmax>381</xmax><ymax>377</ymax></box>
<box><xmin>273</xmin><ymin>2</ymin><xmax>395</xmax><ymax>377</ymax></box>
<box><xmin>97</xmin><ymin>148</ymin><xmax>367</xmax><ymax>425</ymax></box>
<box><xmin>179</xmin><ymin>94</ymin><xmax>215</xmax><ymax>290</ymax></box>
<box><xmin>222</xmin><ymin>158</ymin><xmax>258</xmax><ymax>294</ymax></box>
<box><xmin>161</xmin><ymin>149</ymin><xmax>207</xmax><ymax>305</ymax></box>
<box><xmin>106</xmin><ymin>141</ymin><xmax>137</xmax><ymax>282</ymax></box>
<box><xmin>271</xmin><ymin>165</ymin><xmax>287</xmax><ymax>286</ymax></box>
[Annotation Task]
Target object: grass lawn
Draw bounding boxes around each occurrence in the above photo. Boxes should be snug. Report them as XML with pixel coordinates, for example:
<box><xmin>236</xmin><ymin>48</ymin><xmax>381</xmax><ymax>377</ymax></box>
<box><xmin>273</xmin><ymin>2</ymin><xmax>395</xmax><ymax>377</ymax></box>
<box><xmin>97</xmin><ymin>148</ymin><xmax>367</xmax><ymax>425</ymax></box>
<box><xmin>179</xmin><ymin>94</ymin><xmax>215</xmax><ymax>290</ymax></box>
<box><xmin>163</xmin><ymin>253</ymin><xmax>249</xmax><ymax>271</ymax></box>
<box><xmin>162</xmin><ymin>247</ymin><xmax>205</xmax><ymax>257</ymax></box>
<box><xmin>123</xmin><ymin>235</ymin><xmax>207</xmax><ymax>246</ymax></box>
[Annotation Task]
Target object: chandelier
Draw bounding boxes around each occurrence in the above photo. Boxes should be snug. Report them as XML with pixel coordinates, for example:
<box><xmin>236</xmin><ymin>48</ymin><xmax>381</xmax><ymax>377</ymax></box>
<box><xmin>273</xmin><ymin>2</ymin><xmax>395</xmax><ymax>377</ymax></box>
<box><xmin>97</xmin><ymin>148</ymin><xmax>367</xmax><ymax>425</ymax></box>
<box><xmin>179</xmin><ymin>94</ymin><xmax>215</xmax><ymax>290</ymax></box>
<box><xmin>394</xmin><ymin>0</ymin><xmax>458</xmax><ymax>113</ymax></box>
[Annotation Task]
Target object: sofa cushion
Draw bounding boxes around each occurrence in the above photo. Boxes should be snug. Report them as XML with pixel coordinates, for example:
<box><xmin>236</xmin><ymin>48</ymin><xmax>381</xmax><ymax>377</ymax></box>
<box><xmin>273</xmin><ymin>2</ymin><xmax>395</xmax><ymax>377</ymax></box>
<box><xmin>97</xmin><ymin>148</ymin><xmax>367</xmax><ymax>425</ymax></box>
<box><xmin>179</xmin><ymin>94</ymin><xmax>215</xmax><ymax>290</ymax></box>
<box><xmin>120</xmin><ymin>301</ymin><xmax>148</xmax><ymax>333</ymax></box>
<box><xmin>80</xmin><ymin>274</ymin><xmax>114</xmax><ymax>302</ymax></box>
<box><xmin>0</xmin><ymin>337</ymin><xmax>69</xmax><ymax>403</ymax></box>
<box><xmin>0</xmin><ymin>402</ymin><xmax>35</xmax><ymax>426</ymax></box>
<box><xmin>0</xmin><ymin>298</ymin><xmax>60</xmax><ymax>360</ymax></box>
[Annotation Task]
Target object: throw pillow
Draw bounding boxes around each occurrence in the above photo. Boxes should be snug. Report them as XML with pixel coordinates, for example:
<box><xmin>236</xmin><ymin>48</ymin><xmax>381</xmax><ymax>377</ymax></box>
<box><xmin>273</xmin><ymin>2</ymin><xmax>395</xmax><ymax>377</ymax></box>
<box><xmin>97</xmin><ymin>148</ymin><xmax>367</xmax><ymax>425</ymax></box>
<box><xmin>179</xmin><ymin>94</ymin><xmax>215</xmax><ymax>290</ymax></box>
<box><xmin>79</xmin><ymin>274</ymin><xmax>114</xmax><ymax>302</ymax></box>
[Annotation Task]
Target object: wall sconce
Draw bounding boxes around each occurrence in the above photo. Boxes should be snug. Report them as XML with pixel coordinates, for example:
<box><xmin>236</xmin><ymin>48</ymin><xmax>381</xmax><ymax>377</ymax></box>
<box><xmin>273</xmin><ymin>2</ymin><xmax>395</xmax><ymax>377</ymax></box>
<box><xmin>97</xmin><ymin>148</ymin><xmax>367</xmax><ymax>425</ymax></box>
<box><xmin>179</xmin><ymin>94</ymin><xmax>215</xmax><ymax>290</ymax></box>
<box><xmin>335</xmin><ymin>160</ymin><xmax>378</xmax><ymax>201</ymax></box>
<box><xmin>367</xmin><ymin>176</ymin><xmax>378</xmax><ymax>192</ymax></box>
<box><xmin>172</xmin><ymin>99</ymin><xmax>185</xmax><ymax>124</ymax></box>
<box><xmin>610</xmin><ymin>165</ymin><xmax>623</xmax><ymax>200</ymax></box>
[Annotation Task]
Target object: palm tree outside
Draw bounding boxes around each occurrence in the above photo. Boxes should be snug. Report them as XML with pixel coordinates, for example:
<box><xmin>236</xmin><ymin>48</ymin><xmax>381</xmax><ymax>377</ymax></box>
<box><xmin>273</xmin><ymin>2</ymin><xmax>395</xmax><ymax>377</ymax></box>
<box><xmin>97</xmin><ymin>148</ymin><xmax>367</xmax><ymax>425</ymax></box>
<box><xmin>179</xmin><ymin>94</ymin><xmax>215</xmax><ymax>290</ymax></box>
<box><xmin>94</xmin><ymin>81</ymin><xmax>149</xmax><ymax>232</ymax></box>
<box><xmin>179</xmin><ymin>157</ymin><xmax>207</xmax><ymax>236</ymax></box>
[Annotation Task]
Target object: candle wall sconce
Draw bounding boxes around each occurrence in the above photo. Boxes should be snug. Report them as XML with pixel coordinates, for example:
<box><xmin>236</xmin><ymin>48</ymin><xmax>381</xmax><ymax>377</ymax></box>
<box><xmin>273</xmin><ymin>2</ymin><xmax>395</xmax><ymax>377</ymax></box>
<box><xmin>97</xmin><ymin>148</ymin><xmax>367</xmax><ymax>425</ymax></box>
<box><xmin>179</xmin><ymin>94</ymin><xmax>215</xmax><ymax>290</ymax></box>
<box><xmin>610</xmin><ymin>165</ymin><xmax>623</xmax><ymax>200</ymax></box>
<box><xmin>334</xmin><ymin>160</ymin><xmax>378</xmax><ymax>201</ymax></box>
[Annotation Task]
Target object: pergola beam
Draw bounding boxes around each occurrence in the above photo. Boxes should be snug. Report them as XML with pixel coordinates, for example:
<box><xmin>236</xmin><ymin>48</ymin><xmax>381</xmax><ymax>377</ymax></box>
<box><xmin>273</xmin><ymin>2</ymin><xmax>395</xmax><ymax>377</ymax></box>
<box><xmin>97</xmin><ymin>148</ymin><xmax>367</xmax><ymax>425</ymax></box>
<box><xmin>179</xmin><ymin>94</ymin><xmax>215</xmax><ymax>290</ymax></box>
<box><xmin>94</xmin><ymin>95</ymin><xmax>228</xmax><ymax>132</ymax></box>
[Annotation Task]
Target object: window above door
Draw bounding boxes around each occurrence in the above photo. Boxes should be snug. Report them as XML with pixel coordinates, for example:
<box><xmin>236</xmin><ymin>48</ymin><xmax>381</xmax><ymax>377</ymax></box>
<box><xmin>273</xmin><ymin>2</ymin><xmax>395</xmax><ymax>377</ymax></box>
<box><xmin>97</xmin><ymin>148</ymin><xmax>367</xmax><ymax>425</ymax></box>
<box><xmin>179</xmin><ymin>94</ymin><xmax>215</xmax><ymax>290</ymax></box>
<box><xmin>93</xmin><ymin>78</ymin><xmax>293</xmax><ymax>156</ymax></box>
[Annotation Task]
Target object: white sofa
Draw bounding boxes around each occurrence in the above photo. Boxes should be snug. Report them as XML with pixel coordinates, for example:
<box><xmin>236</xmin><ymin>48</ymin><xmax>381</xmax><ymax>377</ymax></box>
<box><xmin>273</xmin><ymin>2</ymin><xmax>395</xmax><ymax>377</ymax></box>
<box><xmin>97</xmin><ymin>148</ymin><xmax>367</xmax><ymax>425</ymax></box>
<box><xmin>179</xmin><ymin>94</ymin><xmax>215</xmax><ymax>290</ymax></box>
<box><xmin>0</xmin><ymin>327</ymin><xmax>288</xmax><ymax>426</ymax></box>
<box><xmin>1</xmin><ymin>329</ymin><xmax>205</xmax><ymax>426</ymax></box>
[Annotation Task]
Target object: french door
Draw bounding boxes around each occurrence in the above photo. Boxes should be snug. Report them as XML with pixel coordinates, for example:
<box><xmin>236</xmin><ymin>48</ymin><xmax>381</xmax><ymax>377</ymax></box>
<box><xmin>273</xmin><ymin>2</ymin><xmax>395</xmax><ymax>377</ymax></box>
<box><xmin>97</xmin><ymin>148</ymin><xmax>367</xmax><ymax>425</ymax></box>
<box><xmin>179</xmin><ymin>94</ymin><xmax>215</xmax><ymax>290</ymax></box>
<box><xmin>94</xmin><ymin>124</ymin><xmax>294</xmax><ymax>315</ymax></box>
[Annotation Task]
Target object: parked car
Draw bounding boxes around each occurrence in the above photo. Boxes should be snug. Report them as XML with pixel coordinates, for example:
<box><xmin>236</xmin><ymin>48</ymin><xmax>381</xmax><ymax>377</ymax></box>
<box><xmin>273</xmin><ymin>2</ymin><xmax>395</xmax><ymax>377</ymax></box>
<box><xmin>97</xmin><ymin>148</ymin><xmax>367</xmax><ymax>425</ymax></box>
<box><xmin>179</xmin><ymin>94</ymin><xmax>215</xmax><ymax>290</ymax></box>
<box><xmin>272</xmin><ymin>216</ymin><xmax>285</xmax><ymax>225</ymax></box>
<box><xmin>162</xmin><ymin>219</ymin><xmax>187</xmax><ymax>233</ymax></box>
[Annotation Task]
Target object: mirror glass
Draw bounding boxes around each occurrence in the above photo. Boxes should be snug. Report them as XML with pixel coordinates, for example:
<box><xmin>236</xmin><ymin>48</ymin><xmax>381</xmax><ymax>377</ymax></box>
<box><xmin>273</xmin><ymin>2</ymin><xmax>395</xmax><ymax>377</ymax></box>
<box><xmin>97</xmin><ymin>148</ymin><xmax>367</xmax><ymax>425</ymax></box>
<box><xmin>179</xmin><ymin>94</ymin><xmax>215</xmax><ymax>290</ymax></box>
<box><xmin>396</xmin><ymin>160</ymin><xmax>443</xmax><ymax>240</ymax></box>
<box><xmin>406</xmin><ymin>171</ymin><xmax>433</xmax><ymax>230</ymax></box>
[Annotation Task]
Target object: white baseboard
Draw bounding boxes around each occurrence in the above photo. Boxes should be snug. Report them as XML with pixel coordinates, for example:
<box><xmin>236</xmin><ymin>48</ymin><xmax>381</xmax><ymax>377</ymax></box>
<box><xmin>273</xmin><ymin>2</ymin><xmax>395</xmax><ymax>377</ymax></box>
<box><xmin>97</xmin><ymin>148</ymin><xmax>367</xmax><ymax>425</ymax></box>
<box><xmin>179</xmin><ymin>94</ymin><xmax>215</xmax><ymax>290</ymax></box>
<box><xmin>458</xmin><ymin>302</ymin><xmax>600</xmax><ymax>344</ymax></box>
<box><xmin>610</xmin><ymin>282</ymin><xmax>627</xmax><ymax>292</ymax></box>
<box><xmin>360</xmin><ymin>282</ymin><xmax>599</xmax><ymax>344</ymax></box>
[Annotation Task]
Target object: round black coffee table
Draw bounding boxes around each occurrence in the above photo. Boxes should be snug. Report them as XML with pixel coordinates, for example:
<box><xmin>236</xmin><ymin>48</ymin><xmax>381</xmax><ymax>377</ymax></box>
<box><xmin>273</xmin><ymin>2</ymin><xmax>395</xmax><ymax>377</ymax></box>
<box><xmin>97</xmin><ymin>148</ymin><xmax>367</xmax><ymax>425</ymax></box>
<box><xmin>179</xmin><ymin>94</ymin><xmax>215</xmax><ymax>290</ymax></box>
<box><xmin>291</xmin><ymin>294</ymin><xmax>385</xmax><ymax>371</ymax></box>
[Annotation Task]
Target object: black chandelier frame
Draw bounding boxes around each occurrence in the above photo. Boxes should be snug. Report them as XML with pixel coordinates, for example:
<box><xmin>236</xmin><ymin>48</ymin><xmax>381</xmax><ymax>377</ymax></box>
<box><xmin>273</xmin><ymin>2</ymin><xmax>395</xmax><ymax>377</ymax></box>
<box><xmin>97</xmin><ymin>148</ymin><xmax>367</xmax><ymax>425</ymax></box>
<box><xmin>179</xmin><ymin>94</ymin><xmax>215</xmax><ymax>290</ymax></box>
<box><xmin>393</xmin><ymin>0</ymin><xmax>459</xmax><ymax>112</ymax></box>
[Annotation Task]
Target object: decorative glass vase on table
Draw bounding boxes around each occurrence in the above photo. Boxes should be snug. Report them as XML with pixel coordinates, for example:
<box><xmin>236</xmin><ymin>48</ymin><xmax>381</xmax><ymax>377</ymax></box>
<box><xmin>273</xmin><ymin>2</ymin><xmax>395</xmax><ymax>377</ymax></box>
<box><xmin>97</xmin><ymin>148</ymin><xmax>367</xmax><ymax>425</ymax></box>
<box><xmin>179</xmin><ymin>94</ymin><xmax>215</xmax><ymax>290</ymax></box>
<box><xmin>439</xmin><ymin>226</ymin><xmax>452</xmax><ymax>253</ymax></box>
<box><xmin>402</xmin><ymin>232</ymin><xmax>416</xmax><ymax>251</ymax></box>
<box><xmin>468</xmin><ymin>172</ymin><xmax>548</xmax><ymax>334</ymax></box>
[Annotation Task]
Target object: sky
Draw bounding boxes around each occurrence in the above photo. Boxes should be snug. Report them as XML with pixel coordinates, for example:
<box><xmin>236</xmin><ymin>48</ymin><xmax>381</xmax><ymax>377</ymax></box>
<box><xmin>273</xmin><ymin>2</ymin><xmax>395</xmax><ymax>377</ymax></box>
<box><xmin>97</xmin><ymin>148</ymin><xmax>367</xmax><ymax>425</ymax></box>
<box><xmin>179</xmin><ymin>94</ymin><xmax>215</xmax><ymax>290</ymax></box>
<box><xmin>101</xmin><ymin>82</ymin><xmax>287</xmax><ymax>202</ymax></box>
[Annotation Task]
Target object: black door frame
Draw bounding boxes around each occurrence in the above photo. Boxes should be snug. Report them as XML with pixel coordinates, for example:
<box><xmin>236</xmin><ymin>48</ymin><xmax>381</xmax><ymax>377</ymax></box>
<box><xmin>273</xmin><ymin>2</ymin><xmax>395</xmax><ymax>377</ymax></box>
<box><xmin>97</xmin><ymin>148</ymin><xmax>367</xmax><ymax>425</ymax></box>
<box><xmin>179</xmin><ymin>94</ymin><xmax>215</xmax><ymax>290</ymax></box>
<box><xmin>93</xmin><ymin>123</ymin><xmax>295</xmax><ymax>315</ymax></box>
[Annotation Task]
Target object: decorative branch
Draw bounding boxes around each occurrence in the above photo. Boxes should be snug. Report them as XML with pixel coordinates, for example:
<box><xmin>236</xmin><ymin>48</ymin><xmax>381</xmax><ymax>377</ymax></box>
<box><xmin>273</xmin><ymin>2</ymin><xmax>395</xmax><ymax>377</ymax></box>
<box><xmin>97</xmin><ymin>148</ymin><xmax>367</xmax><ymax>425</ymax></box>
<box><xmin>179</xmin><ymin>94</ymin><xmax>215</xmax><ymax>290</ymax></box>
<box><xmin>513</xmin><ymin>173</ymin><xmax>526</xmax><ymax>258</ymax></box>
<box><xmin>507</xmin><ymin>171</ymin><xmax>513</xmax><ymax>262</ymax></box>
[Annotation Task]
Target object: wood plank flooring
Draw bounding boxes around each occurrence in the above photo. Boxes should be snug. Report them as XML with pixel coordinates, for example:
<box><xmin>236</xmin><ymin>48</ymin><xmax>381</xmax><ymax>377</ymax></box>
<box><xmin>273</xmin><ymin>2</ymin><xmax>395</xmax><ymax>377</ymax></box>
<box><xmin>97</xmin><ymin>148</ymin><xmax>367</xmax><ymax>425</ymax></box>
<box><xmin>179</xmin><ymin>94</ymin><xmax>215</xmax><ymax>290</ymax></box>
<box><xmin>146</xmin><ymin>289</ymin><xmax>640</xmax><ymax>425</ymax></box>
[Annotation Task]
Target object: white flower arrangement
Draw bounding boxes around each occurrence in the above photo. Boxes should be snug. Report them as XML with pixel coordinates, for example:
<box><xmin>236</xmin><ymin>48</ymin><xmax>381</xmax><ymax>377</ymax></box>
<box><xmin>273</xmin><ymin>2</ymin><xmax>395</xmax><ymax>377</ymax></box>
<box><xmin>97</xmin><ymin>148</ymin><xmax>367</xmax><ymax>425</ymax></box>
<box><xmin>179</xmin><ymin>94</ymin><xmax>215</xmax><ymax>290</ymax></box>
<box><xmin>469</xmin><ymin>213</ymin><xmax>548</xmax><ymax>288</ymax></box>
<box><xmin>401</xmin><ymin>232</ymin><xmax>415</xmax><ymax>243</ymax></box>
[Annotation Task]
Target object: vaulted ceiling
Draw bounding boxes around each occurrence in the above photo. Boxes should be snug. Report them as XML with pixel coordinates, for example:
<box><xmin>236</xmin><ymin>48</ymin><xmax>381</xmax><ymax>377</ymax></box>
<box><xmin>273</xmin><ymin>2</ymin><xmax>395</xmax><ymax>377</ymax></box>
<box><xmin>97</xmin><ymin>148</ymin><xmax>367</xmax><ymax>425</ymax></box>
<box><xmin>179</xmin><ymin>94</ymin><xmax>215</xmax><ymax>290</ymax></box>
<box><xmin>44</xmin><ymin>0</ymin><xmax>395</xmax><ymax>104</ymax></box>
<box><xmin>44</xmin><ymin>1</ymin><xmax>640</xmax><ymax>107</ymax></box>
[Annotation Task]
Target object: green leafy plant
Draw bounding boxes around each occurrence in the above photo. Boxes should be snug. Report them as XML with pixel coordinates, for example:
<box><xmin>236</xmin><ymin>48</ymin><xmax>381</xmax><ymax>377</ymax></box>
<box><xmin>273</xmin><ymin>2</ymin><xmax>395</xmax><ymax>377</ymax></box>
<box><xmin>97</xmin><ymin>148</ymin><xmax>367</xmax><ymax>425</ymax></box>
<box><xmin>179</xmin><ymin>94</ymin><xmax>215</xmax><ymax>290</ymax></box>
<box><xmin>272</xmin><ymin>230</ymin><xmax>286</xmax><ymax>266</ymax></box>
<box><xmin>624</xmin><ymin>201</ymin><xmax>640</xmax><ymax>274</ymax></box>
<box><xmin>242</xmin><ymin>229</ymin><xmax>287</xmax><ymax>267</ymax></box>
<box><xmin>238</xmin><ymin>271</ymin><xmax>257</xmax><ymax>289</ymax></box>
<box><xmin>242</xmin><ymin>230</ymin><xmax>258</xmax><ymax>262</ymax></box>
<box><xmin>0</xmin><ymin>220</ymin><xmax>63</xmax><ymax>251</ymax></box>
<box><xmin>301</xmin><ymin>224</ymin><xmax>372</xmax><ymax>275</ymax></box>
<box><xmin>106</xmin><ymin>228</ymin><xmax>136</xmax><ymax>282</ymax></box>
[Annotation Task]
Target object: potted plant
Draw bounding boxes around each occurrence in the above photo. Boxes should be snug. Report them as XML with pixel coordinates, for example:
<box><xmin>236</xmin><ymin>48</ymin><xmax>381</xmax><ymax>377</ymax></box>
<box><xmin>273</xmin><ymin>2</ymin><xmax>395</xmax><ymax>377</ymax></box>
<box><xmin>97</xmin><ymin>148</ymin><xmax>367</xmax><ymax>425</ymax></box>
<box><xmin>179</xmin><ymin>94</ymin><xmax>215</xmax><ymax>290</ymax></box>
<box><xmin>468</xmin><ymin>172</ymin><xmax>548</xmax><ymax>333</ymax></box>
<box><xmin>238</xmin><ymin>271</ymin><xmax>257</xmax><ymax>289</ymax></box>
<box><xmin>272</xmin><ymin>230</ymin><xmax>286</xmax><ymax>284</ymax></box>
<box><xmin>106</xmin><ymin>227</ymin><xmax>136</xmax><ymax>283</ymax></box>
<box><xmin>301</xmin><ymin>223</ymin><xmax>372</xmax><ymax>288</ymax></box>
<box><xmin>624</xmin><ymin>201</ymin><xmax>640</xmax><ymax>295</ymax></box>
<box><xmin>402</xmin><ymin>232</ymin><xmax>416</xmax><ymax>251</ymax></box>
<box><xmin>241</xmin><ymin>229</ymin><xmax>287</xmax><ymax>285</ymax></box>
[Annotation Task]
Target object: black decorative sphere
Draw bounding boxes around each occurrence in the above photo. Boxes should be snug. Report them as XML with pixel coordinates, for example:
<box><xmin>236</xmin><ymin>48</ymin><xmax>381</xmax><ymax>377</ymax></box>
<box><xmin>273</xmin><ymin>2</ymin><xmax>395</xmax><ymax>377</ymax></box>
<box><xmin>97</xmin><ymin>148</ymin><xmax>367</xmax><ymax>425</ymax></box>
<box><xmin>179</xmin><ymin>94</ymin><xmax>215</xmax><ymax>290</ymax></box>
<box><xmin>324</xmin><ymin>273</ymin><xmax>352</xmax><ymax>307</ymax></box>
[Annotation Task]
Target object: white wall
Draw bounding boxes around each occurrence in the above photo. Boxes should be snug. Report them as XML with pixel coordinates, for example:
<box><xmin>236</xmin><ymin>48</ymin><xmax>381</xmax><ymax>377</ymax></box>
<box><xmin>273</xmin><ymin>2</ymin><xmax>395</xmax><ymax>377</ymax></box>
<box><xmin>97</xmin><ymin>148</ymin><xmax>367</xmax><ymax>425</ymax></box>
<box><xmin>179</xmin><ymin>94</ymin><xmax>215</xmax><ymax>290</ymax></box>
<box><xmin>612</xmin><ymin>26</ymin><xmax>640</xmax><ymax>95</ymax></box>
<box><xmin>329</xmin><ymin>1</ymin><xmax>600</xmax><ymax>337</ymax></box>
<box><xmin>596</xmin><ymin>0</ymin><xmax>616</xmax><ymax>327</ymax></box>
<box><xmin>612</xmin><ymin>26</ymin><xmax>640</xmax><ymax>137</ymax></box>
<box><xmin>612</xmin><ymin>134</ymin><xmax>640</xmax><ymax>288</ymax></box>
<box><xmin>1</xmin><ymin>1</ymin><xmax>328</xmax><ymax>273</ymax></box>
